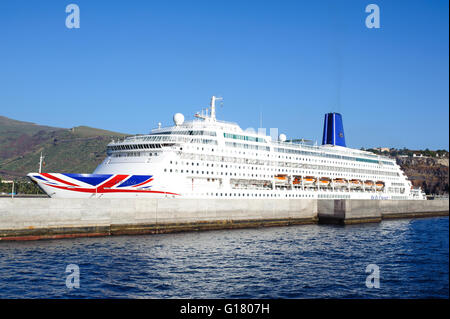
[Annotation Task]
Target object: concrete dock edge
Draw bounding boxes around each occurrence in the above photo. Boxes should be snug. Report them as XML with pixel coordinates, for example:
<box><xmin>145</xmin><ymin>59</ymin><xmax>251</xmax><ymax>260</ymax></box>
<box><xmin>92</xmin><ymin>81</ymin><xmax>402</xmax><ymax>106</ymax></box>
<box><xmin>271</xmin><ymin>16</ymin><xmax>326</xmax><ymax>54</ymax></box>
<box><xmin>0</xmin><ymin>198</ymin><xmax>448</xmax><ymax>241</ymax></box>
<box><xmin>0</xmin><ymin>198</ymin><xmax>318</xmax><ymax>241</ymax></box>
<box><xmin>317</xmin><ymin>199</ymin><xmax>449</xmax><ymax>225</ymax></box>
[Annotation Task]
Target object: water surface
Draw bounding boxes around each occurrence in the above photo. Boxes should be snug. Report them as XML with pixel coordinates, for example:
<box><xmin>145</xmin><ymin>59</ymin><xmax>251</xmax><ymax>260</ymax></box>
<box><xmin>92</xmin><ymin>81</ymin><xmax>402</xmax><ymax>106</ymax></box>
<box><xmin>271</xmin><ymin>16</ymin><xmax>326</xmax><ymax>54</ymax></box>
<box><xmin>0</xmin><ymin>217</ymin><xmax>448</xmax><ymax>298</ymax></box>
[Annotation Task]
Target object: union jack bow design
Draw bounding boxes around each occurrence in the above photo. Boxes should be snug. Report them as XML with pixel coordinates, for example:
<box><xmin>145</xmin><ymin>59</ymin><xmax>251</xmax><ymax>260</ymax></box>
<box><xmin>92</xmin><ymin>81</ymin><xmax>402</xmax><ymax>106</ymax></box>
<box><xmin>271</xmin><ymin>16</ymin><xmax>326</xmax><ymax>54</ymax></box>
<box><xmin>27</xmin><ymin>173</ymin><xmax>179</xmax><ymax>197</ymax></box>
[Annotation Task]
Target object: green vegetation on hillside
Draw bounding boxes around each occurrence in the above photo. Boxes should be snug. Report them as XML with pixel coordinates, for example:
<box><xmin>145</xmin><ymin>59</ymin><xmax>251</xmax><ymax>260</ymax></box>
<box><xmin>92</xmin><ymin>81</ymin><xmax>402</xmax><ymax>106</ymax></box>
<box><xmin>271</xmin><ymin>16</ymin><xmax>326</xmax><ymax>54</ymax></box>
<box><xmin>0</xmin><ymin>178</ymin><xmax>44</xmax><ymax>195</ymax></box>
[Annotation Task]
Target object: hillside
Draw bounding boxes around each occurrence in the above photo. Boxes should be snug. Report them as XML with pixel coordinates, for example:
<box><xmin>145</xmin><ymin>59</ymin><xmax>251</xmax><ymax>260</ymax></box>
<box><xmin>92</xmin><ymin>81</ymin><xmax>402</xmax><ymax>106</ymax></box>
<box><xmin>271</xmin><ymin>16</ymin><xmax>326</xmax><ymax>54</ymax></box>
<box><xmin>396</xmin><ymin>156</ymin><xmax>449</xmax><ymax>195</ymax></box>
<box><xmin>0</xmin><ymin>116</ymin><xmax>59</xmax><ymax>136</ymax></box>
<box><xmin>0</xmin><ymin>116</ymin><xmax>63</xmax><ymax>160</ymax></box>
<box><xmin>0</xmin><ymin>116</ymin><xmax>128</xmax><ymax>180</ymax></box>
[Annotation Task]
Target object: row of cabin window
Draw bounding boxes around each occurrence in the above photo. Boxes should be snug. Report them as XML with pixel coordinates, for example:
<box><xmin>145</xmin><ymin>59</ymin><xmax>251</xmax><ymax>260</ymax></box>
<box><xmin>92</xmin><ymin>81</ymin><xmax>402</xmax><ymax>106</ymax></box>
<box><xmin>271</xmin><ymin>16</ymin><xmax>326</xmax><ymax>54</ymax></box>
<box><xmin>169</xmin><ymin>160</ymin><xmax>399</xmax><ymax>179</ymax></box>
<box><xmin>182</xmin><ymin>147</ymin><xmax>396</xmax><ymax>171</ymax></box>
<box><xmin>164</xmin><ymin>168</ymin><xmax>400</xmax><ymax>181</ymax></box>
<box><xmin>204</xmin><ymin>192</ymin><xmax>314</xmax><ymax>198</ymax></box>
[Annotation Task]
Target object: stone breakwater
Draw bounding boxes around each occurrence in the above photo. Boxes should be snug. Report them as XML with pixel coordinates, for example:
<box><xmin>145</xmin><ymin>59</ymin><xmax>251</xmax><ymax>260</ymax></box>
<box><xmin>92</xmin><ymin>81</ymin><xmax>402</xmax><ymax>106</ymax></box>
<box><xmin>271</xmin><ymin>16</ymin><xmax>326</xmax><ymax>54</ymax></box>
<box><xmin>0</xmin><ymin>198</ymin><xmax>448</xmax><ymax>241</ymax></box>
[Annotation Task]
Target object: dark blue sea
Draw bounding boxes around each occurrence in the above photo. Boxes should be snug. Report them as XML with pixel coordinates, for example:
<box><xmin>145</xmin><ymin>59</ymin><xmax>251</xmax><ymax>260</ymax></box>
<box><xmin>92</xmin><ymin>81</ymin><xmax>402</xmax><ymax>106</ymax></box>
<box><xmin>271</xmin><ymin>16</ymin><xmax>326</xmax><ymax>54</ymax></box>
<box><xmin>0</xmin><ymin>217</ymin><xmax>448</xmax><ymax>298</ymax></box>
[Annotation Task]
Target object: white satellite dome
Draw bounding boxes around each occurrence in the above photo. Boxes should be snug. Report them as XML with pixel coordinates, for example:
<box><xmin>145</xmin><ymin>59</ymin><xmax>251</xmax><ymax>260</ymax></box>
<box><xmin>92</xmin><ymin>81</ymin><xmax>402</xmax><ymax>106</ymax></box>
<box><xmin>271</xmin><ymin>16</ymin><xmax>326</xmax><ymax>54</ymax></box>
<box><xmin>279</xmin><ymin>133</ymin><xmax>287</xmax><ymax>142</ymax></box>
<box><xmin>173</xmin><ymin>113</ymin><xmax>184</xmax><ymax>126</ymax></box>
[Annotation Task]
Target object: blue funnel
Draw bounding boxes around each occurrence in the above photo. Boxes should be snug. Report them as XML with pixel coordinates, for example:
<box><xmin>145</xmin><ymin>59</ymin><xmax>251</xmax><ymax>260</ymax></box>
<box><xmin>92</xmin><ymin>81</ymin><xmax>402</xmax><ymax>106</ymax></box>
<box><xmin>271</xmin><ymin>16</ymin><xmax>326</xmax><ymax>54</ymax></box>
<box><xmin>322</xmin><ymin>113</ymin><xmax>346</xmax><ymax>147</ymax></box>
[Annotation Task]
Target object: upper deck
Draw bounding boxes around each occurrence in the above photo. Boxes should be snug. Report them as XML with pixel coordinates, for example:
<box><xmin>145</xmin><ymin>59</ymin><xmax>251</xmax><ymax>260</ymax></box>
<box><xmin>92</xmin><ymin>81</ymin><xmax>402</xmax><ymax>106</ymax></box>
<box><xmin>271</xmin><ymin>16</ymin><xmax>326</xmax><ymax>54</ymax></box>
<box><xmin>106</xmin><ymin>95</ymin><xmax>396</xmax><ymax>166</ymax></box>
<box><xmin>106</xmin><ymin>124</ymin><xmax>395</xmax><ymax>168</ymax></box>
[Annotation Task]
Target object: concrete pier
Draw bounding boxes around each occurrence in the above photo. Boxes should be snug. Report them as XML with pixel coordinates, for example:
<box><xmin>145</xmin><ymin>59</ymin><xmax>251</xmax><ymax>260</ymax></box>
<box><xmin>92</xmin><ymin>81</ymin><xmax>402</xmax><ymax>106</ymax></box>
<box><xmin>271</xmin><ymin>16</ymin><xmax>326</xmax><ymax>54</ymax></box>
<box><xmin>317</xmin><ymin>199</ymin><xmax>449</xmax><ymax>225</ymax></box>
<box><xmin>0</xmin><ymin>198</ymin><xmax>317</xmax><ymax>240</ymax></box>
<box><xmin>0</xmin><ymin>198</ymin><xmax>448</xmax><ymax>240</ymax></box>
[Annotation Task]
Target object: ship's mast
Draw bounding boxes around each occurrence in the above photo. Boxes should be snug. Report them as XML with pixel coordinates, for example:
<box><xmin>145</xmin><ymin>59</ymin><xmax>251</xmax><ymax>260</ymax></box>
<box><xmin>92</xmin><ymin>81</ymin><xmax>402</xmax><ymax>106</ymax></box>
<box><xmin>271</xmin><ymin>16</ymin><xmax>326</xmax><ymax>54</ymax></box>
<box><xmin>39</xmin><ymin>152</ymin><xmax>45</xmax><ymax>173</ymax></box>
<box><xmin>195</xmin><ymin>96</ymin><xmax>223</xmax><ymax>121</ymax></box>
<box><xmin>210</xmin><ymin>96</ymin><xmax>222</xmax><ymax>121</ymax></box>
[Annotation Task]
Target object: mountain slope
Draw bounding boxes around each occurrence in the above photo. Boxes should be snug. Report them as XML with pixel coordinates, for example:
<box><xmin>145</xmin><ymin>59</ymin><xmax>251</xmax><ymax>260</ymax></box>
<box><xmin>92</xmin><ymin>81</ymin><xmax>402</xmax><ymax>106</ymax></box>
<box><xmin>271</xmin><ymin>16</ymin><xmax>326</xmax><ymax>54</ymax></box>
<box><xmin>0</xmin><ymin>116</ymin><xmax>128</xmax><ymax>179</ymax></box>
<box><xmin>0</xmin><ymin>116</ymin><xmax>63</xmax><ymax>160</ymax></box>
<box><xmin>0</xmin><ymin>116</ymin><xmax>60</xmax><ymax>136</ymax></box>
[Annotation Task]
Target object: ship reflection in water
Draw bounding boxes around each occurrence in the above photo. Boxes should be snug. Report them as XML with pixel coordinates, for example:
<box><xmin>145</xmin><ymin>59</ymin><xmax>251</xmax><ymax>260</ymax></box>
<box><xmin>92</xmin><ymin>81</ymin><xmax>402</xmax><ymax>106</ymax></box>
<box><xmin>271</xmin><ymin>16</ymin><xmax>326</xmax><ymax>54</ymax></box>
<box><xmin>0</xmin><ymin>217</ymin><xmax>448</xmax><ymax>298</ymax></box>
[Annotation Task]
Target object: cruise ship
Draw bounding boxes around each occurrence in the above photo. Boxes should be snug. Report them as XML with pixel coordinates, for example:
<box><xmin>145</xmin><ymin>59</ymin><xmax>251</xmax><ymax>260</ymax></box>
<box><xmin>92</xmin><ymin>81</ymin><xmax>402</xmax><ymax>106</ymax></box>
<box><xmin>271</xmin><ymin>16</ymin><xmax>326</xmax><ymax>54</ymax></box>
<box><xmin>28</xmin><ymin>96</ymin><xmax>426</xmax><ymax>200</ymax></box>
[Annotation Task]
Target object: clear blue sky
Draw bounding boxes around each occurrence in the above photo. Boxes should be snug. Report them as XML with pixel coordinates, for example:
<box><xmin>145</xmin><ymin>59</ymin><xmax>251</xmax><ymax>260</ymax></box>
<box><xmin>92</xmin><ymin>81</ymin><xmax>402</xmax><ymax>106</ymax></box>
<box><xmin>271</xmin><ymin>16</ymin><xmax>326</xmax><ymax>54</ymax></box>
<box><xmin>0</xmin><ymin>0</ymin><xmax>448</xmax><ymax>150</ymax></box>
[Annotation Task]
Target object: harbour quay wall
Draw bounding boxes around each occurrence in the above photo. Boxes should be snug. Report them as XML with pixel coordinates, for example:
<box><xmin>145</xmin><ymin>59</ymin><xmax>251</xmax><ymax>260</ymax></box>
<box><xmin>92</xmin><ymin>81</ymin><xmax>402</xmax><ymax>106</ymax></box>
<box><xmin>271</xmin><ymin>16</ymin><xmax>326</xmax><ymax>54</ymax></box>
<box><xmin>0</xmin><ymin>198</ymin><xmax>317</xmax><ymax>241</ymax></box>
<box><xmin>0</xmin><ymin>198</ymin><xmax>448</xmax><ymax>241</ymax></box>
<box><xmin>317</xmin><ymin>199</ymin><xmax>449</xmax><ymax>225</ymax></box>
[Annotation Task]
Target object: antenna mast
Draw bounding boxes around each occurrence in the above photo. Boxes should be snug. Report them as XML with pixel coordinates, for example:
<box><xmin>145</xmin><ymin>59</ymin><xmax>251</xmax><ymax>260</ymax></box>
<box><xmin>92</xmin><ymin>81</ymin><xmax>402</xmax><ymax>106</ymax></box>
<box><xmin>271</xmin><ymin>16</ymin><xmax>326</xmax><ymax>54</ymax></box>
<box><xmin>39</xmin><ymin>152</ymin><xmax>45</xmax><ymax>173</ymax></box>
<box><xmin>210</xmin><ymin>96</ymin><xmax>223</xmax><ymax>121</ymax></box>
<box><xmin>194</xmin><ymin>96</ymin><xmax>224</xmax><ymax>121</ymax></box>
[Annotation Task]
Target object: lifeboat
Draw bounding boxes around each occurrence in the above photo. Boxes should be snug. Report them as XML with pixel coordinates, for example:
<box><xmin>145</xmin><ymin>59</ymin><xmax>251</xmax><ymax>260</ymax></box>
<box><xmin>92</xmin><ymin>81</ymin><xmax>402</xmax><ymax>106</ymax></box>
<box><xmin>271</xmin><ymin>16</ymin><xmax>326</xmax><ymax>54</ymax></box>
<box><xmin>274</xmin><ymin>174</ymin><xmax>289</xmax><ymax>184</ymax></box>
<box><xmin>319</xmin><ymin>177</ymin><xmax>331</xmax><ymax>186</ymax></box>
<box><xmin>364</xmin><ymin>180</ymin><xmax>375</xmax><ymax>188</ymax></box>
<box><xmin>375</xmin><ymin>181</ymin><xmax>385</xmax><ymax>190</ymax></box>
<box><xmin>332</xmin><ymin>178</ymin><xmax>347</xmax><ymax>187</ymax></box>
<box><xmin>303</xmin><ymin>176</ymin><xmax>316</xmax><ymax>185</ymax></box>
<box><xmin>293</xmin><ymin>176</ymin><xmax>302</xmax><ymax>185</ymax></box>
<box><xmin>349</xmin><ymin>179</ymin><xmax>362</xmax><ymax>188</ymax></box>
